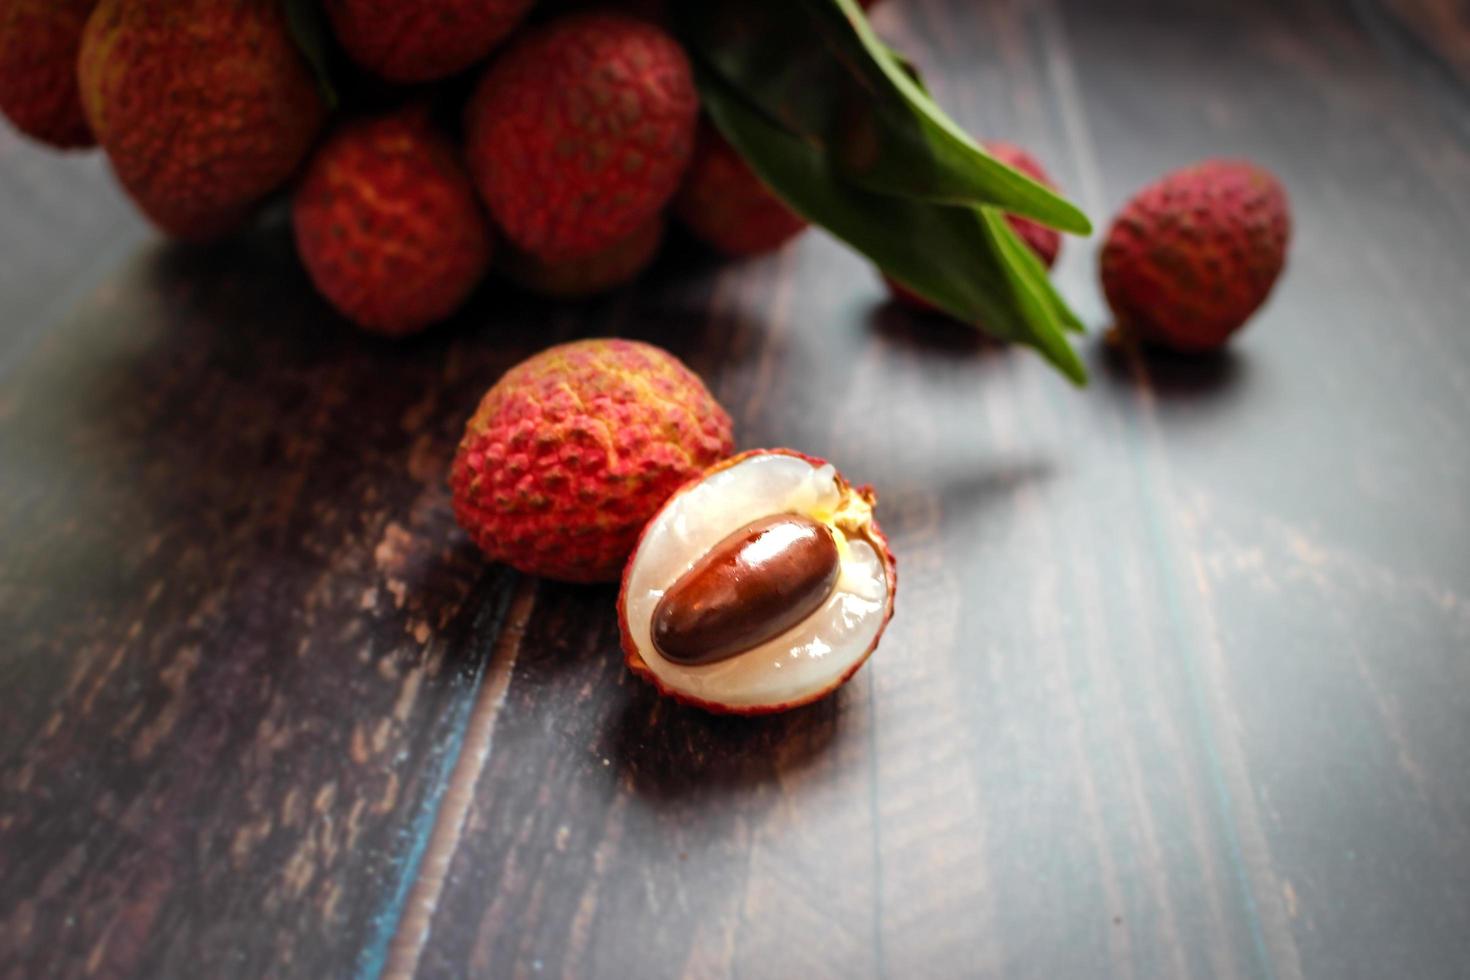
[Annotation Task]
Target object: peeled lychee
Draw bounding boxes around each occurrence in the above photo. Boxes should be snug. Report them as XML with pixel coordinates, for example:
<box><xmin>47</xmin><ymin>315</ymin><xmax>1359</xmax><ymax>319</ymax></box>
<box><xmin>504</xmin><ymin>218</ymin><xmax>663</xmax><ymax>298</ymax></box>
<box><xmin>323</xmin><ymin>0</ymin><xmax>534</xmax><ymax>83</ymax></box>
<box><xmin>78</xmin><ymin>0</ymin><xmax>326</xmax><ymax>239</ymax></box>
<box><xmin>674</xmin><ymin>125</ymin><xmax>808</xmax><ymax>257</ymax></box>
<box><xmin>619</xmin><ymin>449</ymin><xmax>897</xmax><ymax>715</ymax></box>
<box><xmin>464</xmin><ymin>13</ymin><xmax>698</xmax><ymax>262</ymax></box>
<box><xmin>1101</xmin><ymin>159</ymin><xmax>1290</xmax><ymax>352</ymax></box>
<box><xmin>886</xmin><ymin>140</ymin><xmax>1063</xmax><ymax>311</ymax></box>
<box><xmin>0</xmin><ymin>0</ymin><xmax>96</xmax><ymax>149</ymax></box>
<box><xmin>292</xmin><ymin>108</ymin><xmax>492</xmax><ymax>336</ymax></box>
<box><xmin>452</xmin><ymin>339</ymin><xmax>733</xmax><ymax>583</ymax></box>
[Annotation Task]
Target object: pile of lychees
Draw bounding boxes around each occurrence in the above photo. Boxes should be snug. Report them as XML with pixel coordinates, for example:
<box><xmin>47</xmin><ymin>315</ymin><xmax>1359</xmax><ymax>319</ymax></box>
<box><xmin>0</xmin><ymin>0</ymin><xmax>1292</xmax><ymax>713</ymax></box>
<box><xmin>0</xmin><ymin>0</ymin><xmax>817</xmax><ymax>334</ymax></box>
<box><xmin>1</xmin><ymin>0</ymin><xmax>1289</xmax><ymax>352</ymax></box>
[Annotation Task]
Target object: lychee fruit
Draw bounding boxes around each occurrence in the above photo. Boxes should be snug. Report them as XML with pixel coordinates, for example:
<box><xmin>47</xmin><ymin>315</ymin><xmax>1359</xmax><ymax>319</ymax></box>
<box><xmin>886</xmin><ymin>140</ymin><xmax>1063</xmax><ymax>311</ymax></box>
<box><xmin>1100</xmin><ymin>159</ymin><xmax>1290</xmax><ymax>352</ymax></box>
<box><xmin>292</xmin><ymin>107</ymin><xmax>492</xmax><ymax>336</ymax></box>
<box><xmin>323</xmin><ymin>0</ymin><xmax>535</xmax><ymax>83</ymax></box>
<box><xmin>464</xmin><ymin>13</ymin><xmax>698</xmax><ymax>262</ymax></box>
<box><xmin>78</xmin><ymin>0</ymin><xmax>326</xmax><ymax>239</ymax></box>
<box><xmin>0</xmin><ymin>0</ymin><xmax>97</xmax><ymax>149</ymax></box>
<box><xmin>452</xmin><ymin>339</ymin><xmax>733</xmax><ymax>583</ymax></box>
<box><xmin>503</xmin><ymin>217</ymin><xmax>663</xmax><ymax>298</ymax></box>
<box><xmin>619</xmin><ymin>449</ymin><xmax>897</xmax><ymax>715</ymax></box>
<box><xmin>674</xmin><ymin>125</ymin><xmax>808</xmax><ymax>257</ymax></box>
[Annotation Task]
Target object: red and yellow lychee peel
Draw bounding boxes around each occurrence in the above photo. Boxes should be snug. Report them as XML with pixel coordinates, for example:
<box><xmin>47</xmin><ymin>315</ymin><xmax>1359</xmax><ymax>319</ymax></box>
<box><xmin>465</xmin><ymin>13</ymin><xmax>698</xmax><ymax>262</ymax></box>
<box><xmin>675</xmin><ymin>126</ymin><xmax>808</xmax><ymax>257</ymax></box>
<box><xmin>0</xmin><ymin>0</ymin><xmax>97</xmax><ymax>149</ymax></box>
<box><xmin>1101</xmin><ymin>159</ymin><xmax>1290</xmax><ymax>353</ymax></box>
<box><xmin>452</xmin><ymin>339</ymin><xmax>733</xmax><ymax>583</ymax></box>
<box><xmin>504</xmin><ymin>217</ymin><xmax>663</xmax><ymax>298</ymax></box>
<box><xmin>323</xmin><ymin>0</ymin><xmax>534</xmax><ymax>83</ymax></box>
<box><xmin>619</xmin><ymin>449</ymin><xmax>897</xmax><ymax>715</ymax></box>
<box><xmin>887</xmin><ymin>140</ymin><xmax>1063</xmax><ymax>311</ymax></box>
<box><xmin>293</xmin><ymin>108</ymin><xmax>491</xmax><ymax>336</ymax></box>
<box><xmin>78</xmin><ymin>0</ymin><xmax>325</xmax><ymax>239</ymax></box>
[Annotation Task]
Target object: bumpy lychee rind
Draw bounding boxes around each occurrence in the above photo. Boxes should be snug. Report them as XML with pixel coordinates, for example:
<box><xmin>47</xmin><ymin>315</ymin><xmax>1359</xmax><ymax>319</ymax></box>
<box><xmin>1101</xmin><ymin>159</ymin><xmax>1290</xmax><ymax>352</ymax></box>
<box><xmin>323</xmin><ymin>0</ymin><xmax>534</xmax><ymax>83</ymax></box>
<box><xmin>0</xmin><ymin>0</ymin><xmax>96</xmax><ymax>149</ymax></box>
<box><xmin>674</xmin><ymin>126</ymin><xmax>808</xmax><ymax>257</ymax></box>
<box><xmin>504</xmin><ymin>217</ymin><xmax>663</xmax><ymax>298</ymax></box>
<box><xmin>78</xmin><ymin>0</ymin><xmax>326</xmax><ymax>239</ymax></box>
<box><xmin>464</xmin><ymin>13</ymin><xmax>698</xmax><ymax>262</ymax></box>
<box><xmin>451</xmin><ymin>339</ymin><xmax>734</xmax><ymax>583</ymax></box>
<box><xmin>886</xmin><ymin>140</ymin><xmax>1062</xmax><ymax>312</ymax></box>
<box><xmin>293</xmin><ymin>108</ymin><xmax>492</xmax><ymax>336</ymax></box>
<box><xmin>618</xmin><ymin>449</ymin><xmax>898</xmax><ymax>716</ymax></box>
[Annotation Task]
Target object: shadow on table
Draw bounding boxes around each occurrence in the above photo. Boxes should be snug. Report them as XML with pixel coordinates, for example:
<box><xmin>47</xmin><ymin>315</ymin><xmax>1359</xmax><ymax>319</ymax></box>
<box><xmin>866</xmin><ymin>300</ymin><xmax>1010</xmax><ymax>359</ymax></box>
<box><xmin>609</xmin><ymin>677</ymin><xmax>845</xmax><ymax>806</ymax></box>
<box><xmin>1093</xmin><ymin>329</ymin><xmax>1251</xmax><ymax>401</ymax></box>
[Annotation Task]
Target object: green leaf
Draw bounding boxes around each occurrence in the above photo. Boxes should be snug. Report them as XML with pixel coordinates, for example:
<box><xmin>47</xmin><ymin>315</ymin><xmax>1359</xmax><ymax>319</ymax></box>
<box><xmin>672</xmin><ymin>0</ymin><xmax>1090</xmax><ymax>235</ymax></box>
<box><xmin>698</xmin><ymin>65</ymin><xmax>1087</xmax><ymax>385</ymax></box>
<box><xmin>283</xmin><ymin>0</ymin><xmax>339</xmax><ymax>111</ymax></box>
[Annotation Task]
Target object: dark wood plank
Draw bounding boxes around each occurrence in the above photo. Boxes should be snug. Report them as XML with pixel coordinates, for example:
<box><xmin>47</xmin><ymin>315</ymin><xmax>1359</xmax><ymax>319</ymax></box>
<box><xmin>0</xmin><ymin>223</ymin><xmax>546</xmax><ymax>978</ymax></box>
<box><xmin>1</xmin><ymin>1</ymin><xmax>1468</xmax><ymax>978</ymax></box>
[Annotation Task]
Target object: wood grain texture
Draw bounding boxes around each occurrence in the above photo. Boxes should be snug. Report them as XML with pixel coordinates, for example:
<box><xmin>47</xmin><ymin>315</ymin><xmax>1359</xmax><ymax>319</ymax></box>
<box><xmin>2</xmin><ymin>1</ymin><xmax>1469</xmax><ymax>978</ymax></box>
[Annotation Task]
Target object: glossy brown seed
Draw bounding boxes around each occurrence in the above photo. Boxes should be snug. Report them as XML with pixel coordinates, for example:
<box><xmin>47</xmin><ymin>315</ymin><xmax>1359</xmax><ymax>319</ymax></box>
<box><xmin>652</xmin><ymin>513</ymin><xmax>841</xmax><ymax>665</ymax></box>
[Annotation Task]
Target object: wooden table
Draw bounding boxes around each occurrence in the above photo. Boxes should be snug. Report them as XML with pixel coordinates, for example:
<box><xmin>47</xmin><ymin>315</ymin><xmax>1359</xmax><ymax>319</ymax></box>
<box><xmin>3</xmin><ymin>1</ymin><xmax>1469</xmax><ymax>977</ymax></box>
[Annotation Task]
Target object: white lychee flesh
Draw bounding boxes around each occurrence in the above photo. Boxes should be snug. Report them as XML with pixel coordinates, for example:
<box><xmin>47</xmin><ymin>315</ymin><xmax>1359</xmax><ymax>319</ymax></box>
<box><xmin>621</xmin><ymin>452</ymin><xmax>894</xmax><ymax>712</ymax></box>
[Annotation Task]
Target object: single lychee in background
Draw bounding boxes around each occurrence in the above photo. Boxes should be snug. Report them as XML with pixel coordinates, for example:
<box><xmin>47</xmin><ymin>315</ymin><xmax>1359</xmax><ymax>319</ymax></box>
<box><xmin>464</xmin><ymin>13</ymin><xmax>698</xmax><ymax>262</ymax></box>
<box><xmin>323</xmin><ymin>0</ymin><xmax>535</xmax><ymax>83</ymax></box>
<box><xmin>292</xmin><ymin>107</ymin><xmax>492</xmax><ymax>336</ymax></box>
<box><xmin>675</xmin><ymin>125</ymin><xmax>808</xmax><ymax>257</ymax></box>
<box><xmin>78</xmin><ymin>0</ymin><xmax>325</xmax><ymax>239</ymax></box>
<box><xmin>0</xmin><ymin>0</ymin><xmax>97</xmax><ymax>149</ymax></box>
<box><xmin>1101</xmin><ymin>159</ymin><xmax>1290</xmax><ymax>352</ymax></box>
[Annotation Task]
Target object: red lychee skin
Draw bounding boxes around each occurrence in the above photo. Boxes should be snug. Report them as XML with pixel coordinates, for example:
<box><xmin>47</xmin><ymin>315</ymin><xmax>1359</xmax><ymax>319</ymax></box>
<box><xmin>292</xmin><ymin>108</ymin><xmax>492</xmax><ymax>337</ymax></box>
<box><xmin>505</xmin><ymin>217</ymin><xmax>664</xmax><ymax>298</ymax></box>
<box><xmin>451</xmin><ymin>339</ymin><xmax>734</xmax><ymax>584</ymax></box>
<box><xmin>464</xmin><ymin>13</ymin><xmax>698</xmax><ymax>262</ymax></box>
<box><xmin>1100</xmin><ymin>159</ymin><xmax>1290</xmax><ymax>353</ymax></box>
<box><xmin>886</xmin><ymin>140</ymin><xmax>1062</xmax><ymax>311</ymax></box>
<box><xmin>78</xmin><ymin>0</ymin><xmax>326</xmax><ymax>240</ymax></box>
<box><xmin>618</xmin><ymin>449</ymin><xmax>898</xmax><ymax>717</ymax></box>
<box><xmin>323</xmin><ymin>0</ymin><xmax>534</xmax><ymax>83</ymax></box>
<box><xmin>0</xmin><ymin>0</ymin><xmax>97</xmax><ymax>149</ymax></box>
<box><xmin>674</xmin><ymin>125</ymin><xmax>808</xmax><ymax>257</ymax></box>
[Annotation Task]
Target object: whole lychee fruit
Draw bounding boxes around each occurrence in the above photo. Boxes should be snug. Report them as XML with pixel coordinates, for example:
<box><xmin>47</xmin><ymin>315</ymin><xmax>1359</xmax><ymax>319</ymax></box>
<box><xmin>674</xmin><ymin>125</ymin><xmax>808</xmax><ymax>257</ymax></box>
<box><xmin>504</xmin><ymin>218</ymin><xmax>663</xmax><ymax>298</ymax></box>
<box><xmin>0</xmin><ymin>0</ymin><xmax>97</xmax><ymax>149</ymax></box>
<box><xmin>619</xmin><ymin>449</ymin><xmax>897</xmax><ymax>715</ymax></box>
<box><xmin>293</xmin><ymin>108</ymin><xmax>492</xmax><ymax>336</ymax></box>
<box><xmin>78</xmin><ymin>0</ymin><xmax>326</xmax><ymax>239</ymax></box>
<box><xmin>1101</xmin><ymin>159</ymin><xmax>1290</xmax><ymax>352</ymax></box>
<box><xmin>886</xmin><ymin>140</ymin><xmax>1062</xmax><ymax>311</ymax></box>
<box><xmin>323</xmin><ymin>0</ymin><xmax>534</xmax><ymax>83</ymax></box>
<box><xmin>464</xmin><ymin>13</ymin><xmax>698</xmax><ymax>262</ymax></box>
<box><xmin>452</xmin><ymin>339</ymin><xmax>733</xmax><ymax>583</ymax></box>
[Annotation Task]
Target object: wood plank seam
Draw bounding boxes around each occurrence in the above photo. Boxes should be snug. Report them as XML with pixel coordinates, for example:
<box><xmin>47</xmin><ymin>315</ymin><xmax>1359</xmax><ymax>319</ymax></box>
<box><xmin>351</xmin><ymin>574</ymin><xmax>538</xmax><ymax>980</ymax></box>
